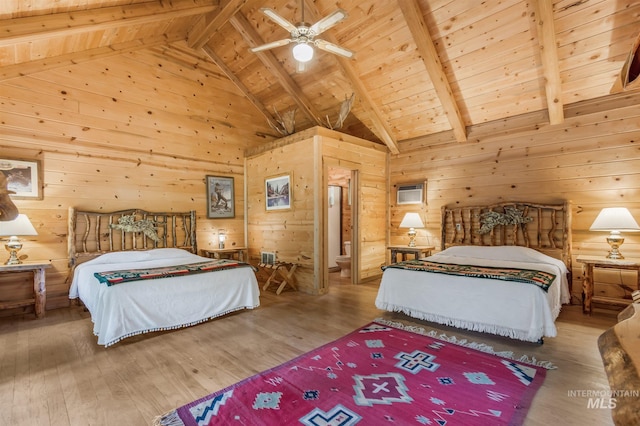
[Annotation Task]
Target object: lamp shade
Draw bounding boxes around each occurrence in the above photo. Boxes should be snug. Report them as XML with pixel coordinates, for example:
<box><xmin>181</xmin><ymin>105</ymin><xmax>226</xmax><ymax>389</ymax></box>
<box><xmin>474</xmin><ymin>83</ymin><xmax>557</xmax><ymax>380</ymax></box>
<box><xmin>590</xmin><ymin>208</ymin><xmax>640</xmax><ymax>231</ymax></box>
<box><xmin>0</xmin><ymin>214</ymin><xmax>37</xmax><ymax>236</ymax></box>
<box><xmin>399</xmin><ymin>212</ymin><xmax>424</xmax><ymax>229</ymax></box>
<box><xmin>292</xmin><ymin>43</ymin><xmax>314</xmax><ymax>62</ymax></box>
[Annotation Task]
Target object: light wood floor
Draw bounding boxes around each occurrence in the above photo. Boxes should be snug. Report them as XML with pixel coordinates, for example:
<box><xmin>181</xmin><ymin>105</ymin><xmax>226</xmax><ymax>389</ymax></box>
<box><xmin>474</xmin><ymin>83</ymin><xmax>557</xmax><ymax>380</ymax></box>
<box><xmin>0</xmin><ymin>272</ymin><xmax>621</xmax><ymax>426</ymax></box>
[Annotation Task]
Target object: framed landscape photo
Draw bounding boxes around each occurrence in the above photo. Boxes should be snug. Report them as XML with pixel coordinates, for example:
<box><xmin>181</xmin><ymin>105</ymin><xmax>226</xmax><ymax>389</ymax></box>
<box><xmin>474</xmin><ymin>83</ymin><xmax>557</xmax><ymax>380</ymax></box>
<box><xmin>265</xmin><ymin>173</ymin><xmax>292</xmax><ymax>211</ymax></box>
<box><xmin>0</xmin><ymin>158</ymin><xmax>42</xmax><ymax>199</ymax></box>
<box><xmin>206</xmin><ymin>175</ymin><xmax>235</xmax><ymax>218</ymax></box>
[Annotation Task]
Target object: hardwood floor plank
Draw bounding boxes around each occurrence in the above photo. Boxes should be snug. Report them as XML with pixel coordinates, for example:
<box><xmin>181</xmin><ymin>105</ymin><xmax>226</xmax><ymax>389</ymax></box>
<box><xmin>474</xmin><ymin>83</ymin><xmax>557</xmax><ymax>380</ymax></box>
<box><xmin>0</xmin><ymin>275</ymin><xmax>620</xmax><ymax>425</ymax></box>
<box><xmin>11</xmin><ymin>327</ymin><xmax>31</xmax><ymax>425</ymax></box>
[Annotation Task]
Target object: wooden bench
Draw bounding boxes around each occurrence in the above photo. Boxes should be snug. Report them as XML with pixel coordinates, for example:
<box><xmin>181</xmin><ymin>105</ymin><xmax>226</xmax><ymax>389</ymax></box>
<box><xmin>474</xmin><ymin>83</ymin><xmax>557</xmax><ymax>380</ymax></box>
<box><xmin>258</xmin><ymin>262</ymin><xmax>298</xmax><ymax>295</ymax></box>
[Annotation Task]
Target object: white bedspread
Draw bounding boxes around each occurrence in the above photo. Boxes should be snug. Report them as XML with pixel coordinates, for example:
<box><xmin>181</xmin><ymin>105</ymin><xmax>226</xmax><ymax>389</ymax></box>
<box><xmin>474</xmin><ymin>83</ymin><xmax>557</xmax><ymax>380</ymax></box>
<box><xmin>69</xmin><ymin>248</ymin><xmax>260</xmax><ymax>346</ymax></box>
<box><xmin>375</xmin><ymin>246</ymin><xmax>570</xmax><ymax>342</ymax></box>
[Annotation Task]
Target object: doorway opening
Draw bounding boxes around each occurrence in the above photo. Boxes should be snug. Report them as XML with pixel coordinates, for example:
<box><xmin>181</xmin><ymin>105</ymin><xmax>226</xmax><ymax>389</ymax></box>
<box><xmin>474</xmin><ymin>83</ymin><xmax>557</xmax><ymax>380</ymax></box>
<box><xmin>327</xmin><ymin>166</ymin><xmax>356</xmax><ymax>287</ymax></box>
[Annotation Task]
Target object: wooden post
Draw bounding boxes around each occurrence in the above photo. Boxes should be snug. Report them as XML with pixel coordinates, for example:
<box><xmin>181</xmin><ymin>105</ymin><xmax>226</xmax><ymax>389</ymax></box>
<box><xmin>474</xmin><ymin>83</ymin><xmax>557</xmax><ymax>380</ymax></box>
<box><xmin>582</xmin><ymin>263</ymin><xmax>593</xmax><ymax>314</ymax></box>
<box><xmin>34</xmin><ymin>267</ymin><xmax>46</xmax><ymax>318</ymax></box>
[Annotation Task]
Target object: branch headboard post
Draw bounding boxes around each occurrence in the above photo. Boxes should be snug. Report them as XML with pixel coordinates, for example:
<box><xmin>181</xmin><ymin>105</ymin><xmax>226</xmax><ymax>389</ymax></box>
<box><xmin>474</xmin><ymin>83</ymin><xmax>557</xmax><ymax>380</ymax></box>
<box><xmin>68</xmin><ymin>207</ymin><xmax>197</xmax><ymax>267</ymax></box>
<box><xmin>441</xmin><ymin>201</ymin><xmax>572</xmax><ymax>272</ymax></box>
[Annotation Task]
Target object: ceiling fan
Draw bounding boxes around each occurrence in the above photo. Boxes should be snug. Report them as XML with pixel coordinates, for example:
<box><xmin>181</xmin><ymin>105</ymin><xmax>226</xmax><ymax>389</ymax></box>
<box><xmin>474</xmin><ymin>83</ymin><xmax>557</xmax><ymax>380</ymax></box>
<box><xmin>250</xmin><ymin>1</ymin><xmax>354</xmax><ymax>72</ymax></box>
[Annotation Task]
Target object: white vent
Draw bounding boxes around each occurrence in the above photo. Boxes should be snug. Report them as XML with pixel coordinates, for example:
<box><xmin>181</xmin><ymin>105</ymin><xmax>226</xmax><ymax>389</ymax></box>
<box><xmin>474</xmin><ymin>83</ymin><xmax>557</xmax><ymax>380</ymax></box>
<box><xmin>397</xmin><ymin>183</ymin><xmax>424</xmax><ymax>205</ymax></box>
<box><xmin>261</xmin><ymin>251</ymin><xmax>276</xmax><ymax>265</ymax></box>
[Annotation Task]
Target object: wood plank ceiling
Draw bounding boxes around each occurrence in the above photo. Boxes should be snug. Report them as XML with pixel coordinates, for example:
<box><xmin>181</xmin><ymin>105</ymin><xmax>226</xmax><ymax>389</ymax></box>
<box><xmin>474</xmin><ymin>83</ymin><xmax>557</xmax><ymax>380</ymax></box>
<box><xmin>1</xmin><ymin>0</ymin><xmax>638</xmax><ymax>154</ymax></box>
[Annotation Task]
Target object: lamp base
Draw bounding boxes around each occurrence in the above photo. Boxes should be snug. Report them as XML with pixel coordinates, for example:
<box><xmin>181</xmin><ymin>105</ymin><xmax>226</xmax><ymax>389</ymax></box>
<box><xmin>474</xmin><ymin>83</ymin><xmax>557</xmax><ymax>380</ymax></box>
<box><xmin>606</xmin><ymin>234</ymin><xmax>625</xmax><ymax>259</ymax></box>
<box><xmin>407</xmin><ymin>228</ymin><xmax>417</xmax><ymax>247</ymax></box>
<box><xmin>5</xmin><ymin>250</ymin><xmax>22</xmax><ymax>265</ymax></box>
<box><xmin>4</xmin><ymin>237</ymin><xmax>23</xmax><ymax>265</ymax></box>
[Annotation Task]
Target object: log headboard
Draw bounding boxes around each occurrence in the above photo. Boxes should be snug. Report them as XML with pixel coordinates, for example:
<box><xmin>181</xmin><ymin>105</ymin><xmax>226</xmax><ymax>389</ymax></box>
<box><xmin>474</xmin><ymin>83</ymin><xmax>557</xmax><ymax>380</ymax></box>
<box><xmin>441</xmin><ymin>201</ymin><xmax>572</xmax><ymax>269</ymax></box>
<box><xmin>68</xmin><ymin>207</ymin><xmax>197</xmax><ymax>267</ymax></box>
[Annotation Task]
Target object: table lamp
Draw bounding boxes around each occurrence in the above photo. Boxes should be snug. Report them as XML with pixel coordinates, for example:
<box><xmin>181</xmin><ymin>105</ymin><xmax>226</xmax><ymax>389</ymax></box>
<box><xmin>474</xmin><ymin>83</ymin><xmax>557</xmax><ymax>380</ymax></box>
<box><xmin>218</xmin><ymin>229</ymin><xmax>226</xmax><ymax>249</ymax></box>
<box><xmin>589</xmin><ymin>207</ymin><xmax>640</xmax><ymax>259</ymax></box>
<box><xmin>0</xmin><ymin>214</ymin><xmax>38</xmax><ymax>265</ymax></box>
<box><xmin>399</xmin><ymin>212</ymin><xmax>424</xmax><ymax>247</ymax></box>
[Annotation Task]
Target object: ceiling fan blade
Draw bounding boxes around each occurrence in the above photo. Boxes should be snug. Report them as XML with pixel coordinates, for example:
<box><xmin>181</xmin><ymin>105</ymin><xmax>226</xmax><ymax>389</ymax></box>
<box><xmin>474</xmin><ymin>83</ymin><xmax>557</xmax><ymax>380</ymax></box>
<box><xmin>309</xmin><ymin>9</ymin><xmax>348</xmax><ymax>35</ymax></box>
<box><xmin>314</xmin><ymin>39</ymin><xmax>354</xmax><ymax>59</ymax></box>
<box><xmin>260</xmin><ymin>8</ymin><xmax>298</xmax><ymax>33</ymax></box>
<box><xmin>250</xmin><ymin>38</ymin><xmax>293</xmax><ymax>53</ymax></box>
<box><xmin>296</xmin><ymin>60</ymin><xmax>307</xmax><ymax>73</ymax></box>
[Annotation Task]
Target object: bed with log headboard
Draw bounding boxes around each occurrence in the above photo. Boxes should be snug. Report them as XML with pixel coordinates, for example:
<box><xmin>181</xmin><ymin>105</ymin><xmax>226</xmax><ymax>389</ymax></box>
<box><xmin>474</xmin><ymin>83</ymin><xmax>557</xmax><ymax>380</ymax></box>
<box><xmin>68</xmin><ymin>207</ymin><xmax>259</xmax><ymax>347</ymax></box>
<box><xmin>376</xmin><ymin>201</ymin><xmax>572</xmax><ymax>343</ymax></box>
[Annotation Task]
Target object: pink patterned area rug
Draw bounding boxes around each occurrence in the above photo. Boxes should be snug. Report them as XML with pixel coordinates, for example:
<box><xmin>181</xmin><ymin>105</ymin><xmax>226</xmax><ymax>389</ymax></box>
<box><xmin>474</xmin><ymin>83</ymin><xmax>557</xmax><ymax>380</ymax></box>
<box><xmin>155</xmin><ymin>319</ymin><xmax>551</xmax><ymax>426</ymax></box>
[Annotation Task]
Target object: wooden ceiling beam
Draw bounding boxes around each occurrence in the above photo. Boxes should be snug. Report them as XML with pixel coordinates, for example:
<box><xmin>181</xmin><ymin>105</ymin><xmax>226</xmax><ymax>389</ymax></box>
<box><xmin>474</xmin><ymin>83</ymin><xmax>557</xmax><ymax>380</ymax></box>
<box><xmin>534</xmin><ymin>0</ymin><xmax>564</xmax><ymax>125</ymax></box>
<box><xmin>0</xmin><ymin>0</ymin><xmax>217</xmax><ymax>48</ymax></box>
<box><xmin>229</xmin><ymin>13</ymin><xmax>324</xmax><ymax>127</ymax></box>
<box><xmin>303</xmin><ymin>0</ymin><xmax>400</xmax><ymax>154</ymax></box>
<box><xmin>187</xmin><ymin>0</ymin><xmax>248</xmax><ymax>50</ymax></box>
<box><xmin>201</xmin><ymin>45</ymin><xmax>276</xmax><ymax>125</ymax></box>
<box><xmin>398</xmin><ymin>0</ymin><xmax>467</xmax><ymax>143</ymax></box>
<box><xmin>0</xmin><ymin>32</ymin><xmax>186</xmax><ymax>82</ymax></box>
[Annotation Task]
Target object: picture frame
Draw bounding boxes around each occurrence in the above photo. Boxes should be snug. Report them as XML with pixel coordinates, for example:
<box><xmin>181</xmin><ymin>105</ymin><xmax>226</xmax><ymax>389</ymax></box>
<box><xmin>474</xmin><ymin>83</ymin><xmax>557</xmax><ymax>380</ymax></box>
<box><xmin>206</xmin><ymin>175</ymin><xmax>235</xmax><ymax>218</ymax></box>
<box><xmin>265</xmin><ymin>173</ymin><xmax>292</xmax><ymax>211</ymax></box>
<box><xmin>0</xmin><ymin>157</ymin><xmax>43</xmax><ymax>199</ymax></box>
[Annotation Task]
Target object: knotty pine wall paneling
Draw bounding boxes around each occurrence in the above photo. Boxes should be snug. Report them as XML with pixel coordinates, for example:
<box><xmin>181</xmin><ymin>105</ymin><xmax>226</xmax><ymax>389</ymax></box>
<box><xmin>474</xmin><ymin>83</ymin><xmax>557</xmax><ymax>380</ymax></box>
<box><xmin>389</xmin><ymin>95</ymin><xmax>640</xmax><ymax>303</ymax></box>
<box><xmin>321</xmin><ymin>132</ymin><xmax>388</xmax><ymax>284</ymax></box>
<box><xmin>246</xmin><ymin>127</ymin><xmax>387</xmax><ymax>295</ymax></box>
<box><xmin>246</xmin><ymin>137</ymin><xmax>317</xmax><ymax>293</ymax></box>
<box><xmin>0</xmin><ymin>48</ymin><xmax>273</xmax><ymax>315</ymax></box>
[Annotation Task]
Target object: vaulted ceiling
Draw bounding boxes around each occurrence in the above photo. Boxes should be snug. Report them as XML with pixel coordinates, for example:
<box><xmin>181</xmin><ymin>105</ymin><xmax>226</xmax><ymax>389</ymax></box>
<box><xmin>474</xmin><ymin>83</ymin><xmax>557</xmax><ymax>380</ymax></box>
<box><xmin>1</xmin><ymin>0</ymin><xmax>638</xmax><ymax>154</ymax></box>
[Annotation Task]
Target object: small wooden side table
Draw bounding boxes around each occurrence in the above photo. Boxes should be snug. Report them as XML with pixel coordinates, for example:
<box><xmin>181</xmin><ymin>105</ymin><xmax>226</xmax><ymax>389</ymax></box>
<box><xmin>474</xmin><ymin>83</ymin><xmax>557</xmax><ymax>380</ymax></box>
<box><xmin>387</xmin><ymin>245</ymin><xmax>435</xmax><ymax>264</ymax></box>
<box><xmin>201</xmin><ymin>247</ymin><xmax>247</xmax><ymax>262</ymax></box>
<box><xmin>0</xmin><ymin>261</ymin><xmax>51</xmax><ymax>318</ymax></box>
<box><xmin>576</xmin><ymin>255</ymin><xmax>640</xmax><ymax>314</ymax></box>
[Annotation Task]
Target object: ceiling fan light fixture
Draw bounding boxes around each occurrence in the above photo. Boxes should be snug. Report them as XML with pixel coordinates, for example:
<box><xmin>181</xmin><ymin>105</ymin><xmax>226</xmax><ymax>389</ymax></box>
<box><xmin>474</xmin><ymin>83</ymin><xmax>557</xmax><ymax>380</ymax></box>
<box><xmin>292</xmin><ymin>43</ymin><xmax>314</xmax><ymax>62</ymax></box>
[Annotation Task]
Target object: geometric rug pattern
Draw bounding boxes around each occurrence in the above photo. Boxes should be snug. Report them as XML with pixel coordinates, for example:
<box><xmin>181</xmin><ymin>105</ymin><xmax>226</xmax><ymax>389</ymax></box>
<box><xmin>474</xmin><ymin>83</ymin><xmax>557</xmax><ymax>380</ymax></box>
<box><xmin>154</xmin><ymin>321</ymin><xmax>548</xmax><ymax>425</ymax></box>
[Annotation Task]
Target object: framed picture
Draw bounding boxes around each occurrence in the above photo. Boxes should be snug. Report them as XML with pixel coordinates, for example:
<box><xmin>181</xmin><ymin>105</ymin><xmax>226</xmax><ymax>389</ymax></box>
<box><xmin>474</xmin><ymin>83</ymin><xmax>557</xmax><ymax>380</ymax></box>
<box><xmin>265</xmin><ymin>173</ymin><xmax>292</xmax><ymax>211</ymax></box>
<box><xmin>0</xmin><ymin>158</ymin><xmax>42</xmax><ymax>199</ymax></box>
<box><xmin>206</xmin><ymin>175</ymin><xmax>235</xmax><ymax>218</ymax></box>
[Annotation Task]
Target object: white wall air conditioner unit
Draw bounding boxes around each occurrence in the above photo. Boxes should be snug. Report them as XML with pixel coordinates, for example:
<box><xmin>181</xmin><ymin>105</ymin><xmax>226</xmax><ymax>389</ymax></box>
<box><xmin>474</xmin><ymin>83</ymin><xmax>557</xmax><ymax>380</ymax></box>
<box><xmin>397</xmin><ymin>183</ymin><xmax>424</xmax><ymax>205</ymax></box>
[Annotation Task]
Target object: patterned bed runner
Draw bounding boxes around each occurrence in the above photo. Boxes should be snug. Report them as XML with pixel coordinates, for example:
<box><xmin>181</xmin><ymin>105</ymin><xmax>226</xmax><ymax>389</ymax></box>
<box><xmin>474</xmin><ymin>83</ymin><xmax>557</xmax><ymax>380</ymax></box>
<box><xmin>382</xmin><ymin>260</ymin><xmax>555</xmax><ymax>291</ymax></box>
<box><xmin>94</xmin><ymin>259</ymin><xmax>251</xmax><ymax>286</ymax></box>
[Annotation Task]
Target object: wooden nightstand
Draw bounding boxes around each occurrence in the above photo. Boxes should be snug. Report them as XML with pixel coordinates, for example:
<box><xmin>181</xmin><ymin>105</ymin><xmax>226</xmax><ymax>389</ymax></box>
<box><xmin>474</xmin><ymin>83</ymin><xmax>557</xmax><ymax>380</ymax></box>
<box><xmin>0</xmin><ymin>261</ymin><xmax>51</xmax><ymax>318</ymax></box>
<box><xmin>576</xmin><ymin>255</ymin><xmax>640</xmax><ymax>314</ymax></box>
<box><xmin>201</xmin><ymin>247</ymin><xmax>247</xmax><ymax>262</ymax></box>
<box><xmin>387</xmin><ymin>245</ymin><xmax>435</xmax><ymax>264</ymax></box>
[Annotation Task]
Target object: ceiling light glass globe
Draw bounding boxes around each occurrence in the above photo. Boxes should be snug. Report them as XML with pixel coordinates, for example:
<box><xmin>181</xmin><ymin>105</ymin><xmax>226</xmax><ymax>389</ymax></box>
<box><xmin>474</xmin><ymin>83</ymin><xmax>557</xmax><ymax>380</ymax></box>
<box><xmin>292</xmin><ymin>43</ymin><xmax>314</xmax><ymax>62</ymax></box>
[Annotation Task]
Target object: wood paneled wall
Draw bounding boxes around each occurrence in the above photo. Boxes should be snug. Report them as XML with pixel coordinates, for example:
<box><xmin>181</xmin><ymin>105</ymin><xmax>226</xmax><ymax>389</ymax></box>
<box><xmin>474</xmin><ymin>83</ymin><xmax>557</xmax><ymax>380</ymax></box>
<box><xmin>321</xmin><ymin>132</ymin><xmax>388</xmax><ymax>283</ymax></box>
<box><xmin>0</xmin><ymin>48</ymin><xmax>273</xmax><ymax>314</ymax></box>
<box><xmin>389</xmin><ymin>94</ymin><xmax>640</xmax><ymax>302</ymax></box>
<box><xmin>246</xmin><ymin>127</ymin><xmax>387</xmax><ymax>294</ymax></box>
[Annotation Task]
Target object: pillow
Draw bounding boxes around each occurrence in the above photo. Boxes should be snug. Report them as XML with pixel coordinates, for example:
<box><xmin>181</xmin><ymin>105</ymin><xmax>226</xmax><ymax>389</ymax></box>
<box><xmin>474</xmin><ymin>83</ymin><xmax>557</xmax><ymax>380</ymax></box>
<box><xmin>439</xmin><ymin>245</ymin><xmax>568</xmax><ymax>273</ymax></box>
<box><xmin>145</xmin><ymin>248</ymin><xmax>193</xmax><ymax>259</ymax></box>
<box><xmin>89</xmin><ymin>250</ymin><xmax>152</xmax><ymax>265</ymax></box>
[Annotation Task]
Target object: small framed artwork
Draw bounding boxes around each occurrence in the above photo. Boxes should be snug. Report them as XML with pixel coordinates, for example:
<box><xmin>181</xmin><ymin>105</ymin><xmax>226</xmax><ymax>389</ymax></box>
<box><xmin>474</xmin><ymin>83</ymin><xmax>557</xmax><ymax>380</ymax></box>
<box><xmin>206</xmin><ymin>175</ymin><xmax>235</xmax><ymax>218</ymax></box>
<box><xmin>0</xmin><ymin>158</ymin><xmax>43</xmax><ymax>199</ymax></box>
<box><xmin>265</xmin><ymin>173</ymin><xmax>292</xmax><ymax>211</ymax></box>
